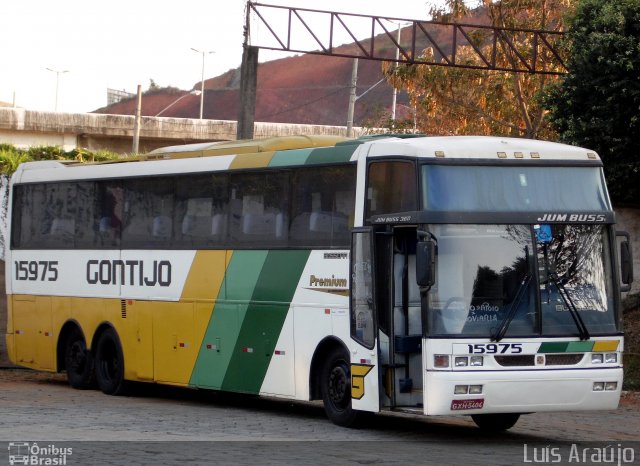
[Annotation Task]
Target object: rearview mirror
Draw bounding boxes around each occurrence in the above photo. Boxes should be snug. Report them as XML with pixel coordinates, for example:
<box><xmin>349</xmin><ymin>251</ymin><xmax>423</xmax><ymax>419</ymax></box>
<box><xmin>617</xmin><ymin>231</ymin><xmax>634</xmax><ymax>292</ymax></box>
<box><xmin>416</xmin><ymin>240</ymin><xmax>436</xmax><ymax>288</ymax></box>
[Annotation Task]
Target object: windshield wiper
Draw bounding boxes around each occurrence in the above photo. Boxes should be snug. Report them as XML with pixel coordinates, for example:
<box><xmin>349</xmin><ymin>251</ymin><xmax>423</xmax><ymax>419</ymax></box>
<box><xmin>548</xmin><ymin>272</ymin><xmax>590</xmax><ymax>341</ymax></box>
<box><xmin>492</xmin><ymin>273</ymin><xmax>532</xmax><ymax>342</ymax></box>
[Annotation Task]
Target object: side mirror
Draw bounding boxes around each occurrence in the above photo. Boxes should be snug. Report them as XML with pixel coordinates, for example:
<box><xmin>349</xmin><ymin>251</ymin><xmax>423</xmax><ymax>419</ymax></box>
<box><xmin>416</xmin><ymin>240</ymin><xmax>436</xmax><ymax>288</ymax></box>
<box><xmin>617</xmin><ymin>231</ymin><xmax>634</xmax><ymax>292</ymax></box>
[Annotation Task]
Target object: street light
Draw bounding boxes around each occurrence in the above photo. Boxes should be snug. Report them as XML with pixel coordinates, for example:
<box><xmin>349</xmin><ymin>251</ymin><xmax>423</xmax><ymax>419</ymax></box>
<box><xmin>191</xmin><ymin>48</ymin><xmax>215</xmax><ymax>119</ymax></box>
<box><xmin>45</xmin><ymin>67</ymin><xmax>69</xmax><ymax>112</ymax></box>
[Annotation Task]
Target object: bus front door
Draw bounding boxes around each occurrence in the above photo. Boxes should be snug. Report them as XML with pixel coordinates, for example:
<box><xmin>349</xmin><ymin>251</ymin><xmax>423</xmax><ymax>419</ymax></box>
<box><xmin>376</xmin><ymin>227</ymin><xmax>424</xmax><ymax>411</ymax></box>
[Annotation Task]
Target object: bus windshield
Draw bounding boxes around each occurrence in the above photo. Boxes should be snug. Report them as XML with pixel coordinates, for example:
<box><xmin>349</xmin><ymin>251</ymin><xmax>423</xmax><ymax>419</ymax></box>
<box><xmin>426</xmin><ymin>224</ymin><xmax>618</xmax><ymax>337</ymax></box>
<box><xmin>422</xmin><ymin>165</ymin><xmax>610</xmax><ymax>212</ymax></box>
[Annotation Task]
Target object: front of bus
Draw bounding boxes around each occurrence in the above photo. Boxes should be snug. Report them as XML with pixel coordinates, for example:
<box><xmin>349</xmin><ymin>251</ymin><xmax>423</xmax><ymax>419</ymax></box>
<box><xmin>392</xmin><ymin>138</ymin><xmax>629</xmax><ymax>428</ymax></box>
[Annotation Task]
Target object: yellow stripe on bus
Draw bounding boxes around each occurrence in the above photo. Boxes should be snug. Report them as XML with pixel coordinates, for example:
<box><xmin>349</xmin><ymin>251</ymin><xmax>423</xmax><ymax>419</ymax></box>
<box><xmin>229</xmin><ymin>151</ymin><xmax>276</xmax><ymax>169</ymax></box>
<box><xmin>181</xmin><ymin>250</ymin><xmax>229</xmax><ymax>301</ymax></box>
<box><xmin>592</xmin><ymin>340</ymin><xmax>619</xmax><ymax>352</ymax></box>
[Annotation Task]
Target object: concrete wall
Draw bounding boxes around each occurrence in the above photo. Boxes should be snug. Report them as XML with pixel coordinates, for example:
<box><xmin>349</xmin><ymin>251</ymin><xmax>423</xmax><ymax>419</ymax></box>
<box><xmin>0</xmin><ymin>108</ymin><xmax>367</xmax><ymax>154</ymax></box>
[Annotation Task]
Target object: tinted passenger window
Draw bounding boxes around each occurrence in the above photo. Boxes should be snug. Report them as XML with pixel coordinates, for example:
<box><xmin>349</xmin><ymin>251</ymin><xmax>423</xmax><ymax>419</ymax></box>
<box><xmin>122</xmin><ymin>177</ymin><xmax>175</xmax><ymax>248</ymax></box>
<box><xmin>13</xmin><ymin>183</ymin><xmax>79</xmax><ymax>249</ymax></box>
<box><xmin>174</xmin><ymin>173</ymin><xmax>229</xmax><ymax>248</ymax></box>
<box><xmin>230</xmin><ymin>172</ymin><xmax>289</xmax><ymax>246</ymax></box>
<box><xmin>290</xmin><ymin>165</ymin><xmax>355</xmax><ymax>247</ymax></box>
<box><xmin>366</xmin><ymin>161</ymin><xmax>417</xmax><ymax>218</ymax></box>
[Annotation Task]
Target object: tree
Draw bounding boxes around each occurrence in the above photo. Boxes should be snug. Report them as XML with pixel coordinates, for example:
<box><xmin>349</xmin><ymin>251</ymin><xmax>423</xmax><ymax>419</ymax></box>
<box><xmin>383</xmin><ymin>0</ymin><xmax>572</xmax><ymax>139</ymax></box>
<box><xmin>543</xmin><ymin>0</ymin><xmax>640</xmax><ymax>204</ymax></box>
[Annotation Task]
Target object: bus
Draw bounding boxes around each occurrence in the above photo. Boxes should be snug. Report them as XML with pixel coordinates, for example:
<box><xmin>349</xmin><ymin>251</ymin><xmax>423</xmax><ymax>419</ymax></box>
<box><xmin>4</xmin><ymin>134</ymin><xmax>633</xmax><ymax>431</ymax></box>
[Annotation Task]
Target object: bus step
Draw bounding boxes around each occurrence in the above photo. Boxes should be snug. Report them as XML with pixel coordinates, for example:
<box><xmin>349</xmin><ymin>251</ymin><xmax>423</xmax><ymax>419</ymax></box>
<box><xmin>393</xmin><ymin>407</ymin><xmax>424</xmax><ymax>415</ymax></box>
<box><xmin>399</xmin><ymin>378</ymin><xmax>413</xmax><ymax>393</ymax></box>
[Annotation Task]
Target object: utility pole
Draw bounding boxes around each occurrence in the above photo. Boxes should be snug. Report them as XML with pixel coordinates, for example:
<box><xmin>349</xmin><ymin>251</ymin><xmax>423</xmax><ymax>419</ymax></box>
<box><xmin>132</xmin><ymin>84</ymin><xmax>142</xmax><ymax>154</ymax></box>
<box><xmin>346</xmin><ymin>58</ymin><xmax>358</xmax><ymax>138</ymax></box>
<box><xmin>391</xmin><ymin>23</ymin><xmax>402</xmax><ymax>124</ymax></box>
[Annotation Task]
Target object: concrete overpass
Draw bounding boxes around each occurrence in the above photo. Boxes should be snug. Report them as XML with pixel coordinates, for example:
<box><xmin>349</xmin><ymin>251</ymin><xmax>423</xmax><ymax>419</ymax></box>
<box><xmin>0</xmin><ymin>107</ymin><xmax>365</xmax><ymax>154</ymax></box>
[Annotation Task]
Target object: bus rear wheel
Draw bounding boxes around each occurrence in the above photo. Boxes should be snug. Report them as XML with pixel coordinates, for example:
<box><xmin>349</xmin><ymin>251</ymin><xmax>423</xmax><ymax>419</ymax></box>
<box><xmin>94</xmin><ymin>328</ymin><xmax>127</xmax><ymax>395</ymax></box>
<box><xmin>471</xmin><ymin>413</ymin><xmax>520</xmax><ymax>431</ymax></box>
<box><xmin>321</xmin><ymin>347</ymin><xmax>360</xmax><ymax>427</ymax></box>
<box><xmin>64</xmin><ymin>328</ymin><xmax>95</xmax><ymax>389</ymax></box>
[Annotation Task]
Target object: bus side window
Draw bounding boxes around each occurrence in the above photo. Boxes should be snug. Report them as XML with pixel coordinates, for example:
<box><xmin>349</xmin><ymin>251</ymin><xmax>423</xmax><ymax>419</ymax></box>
<box><xmin>229</xmin><ymin>171</ymin><xmax>289</xmax><ymax>247</ymax></box>
<box><xmin>366</xmin><ymin>161</ymin><xmax>417</xmax><ymax>219</ymax></box>
<box><xmin>122</xmin><ymin>177</ymin><xmax>175</xmax><ymax>248</ymax></box>
<box><xmin>289</xmin><ymin>165</ymin><xmax>355</xmax><ymax>248</ymax></box>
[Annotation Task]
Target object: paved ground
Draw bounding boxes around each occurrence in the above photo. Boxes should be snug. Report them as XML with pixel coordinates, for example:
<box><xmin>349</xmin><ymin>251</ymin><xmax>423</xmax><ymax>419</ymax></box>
<box><xmin>1</xmin><ymin>369</ymin><xmax>639</xmax><ymax>465</ymax></box>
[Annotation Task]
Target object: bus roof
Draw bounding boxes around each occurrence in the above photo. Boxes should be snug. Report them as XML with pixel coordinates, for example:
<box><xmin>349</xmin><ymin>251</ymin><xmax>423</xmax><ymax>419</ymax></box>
<box><xmin>364</xmin><ymin>136</ymin><xmax>601</xmax><ymax>162</ymax></box>
<box><xmin>144</xmin><ymin>135</ymin><xmax>352</xmax><ymax>159</ymax></box>
<box><xmin>11</xmin><ymin>135</ymin><xmax>601</xmax><ymax>184</ymax></box>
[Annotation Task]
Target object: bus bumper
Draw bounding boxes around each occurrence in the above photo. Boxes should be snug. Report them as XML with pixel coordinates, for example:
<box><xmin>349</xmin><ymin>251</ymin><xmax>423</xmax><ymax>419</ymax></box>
<box><xmin>424</xmin><ymin>368</ymin><xmax>623</xmax><ymax>415</ymax></box>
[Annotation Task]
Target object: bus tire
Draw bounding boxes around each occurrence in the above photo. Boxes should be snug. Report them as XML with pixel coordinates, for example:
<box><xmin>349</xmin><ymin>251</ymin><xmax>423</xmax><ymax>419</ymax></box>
<box><xmin>94</xmin><ymin>328</ymin><xmax>127</xmax><ymax>396</ymax></box>
<box><xmin>321</xmin><ymin>347</ymin><xmax>360</xmax><ymax>427</ymax></box>
<box><xmin>64</xmin><ymin>328</ymin><xmax>95</xmax><ymax>389</ymax></box>
<box><xmin>471</xmin><ymin>413</ymin><xmax>520</xmax><ymax>431</ymax></box>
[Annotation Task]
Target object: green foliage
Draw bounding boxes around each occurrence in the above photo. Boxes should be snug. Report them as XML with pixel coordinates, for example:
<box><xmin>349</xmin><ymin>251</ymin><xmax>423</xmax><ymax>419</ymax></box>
<box><xmin>0</xmin><ymin>144</ymin><xmax>121</xmax><ymax>175</ymax></box>
<box><xmin>27</xmin><ymin>145</ymin><xmax>66</xmax><ymax>161</ymax></box>
<box><xmin>543</xmin><ymin>0</ymin><xmax>640</xmax><ymax>204</ymax></box>
<box><xmin>0</xmin><ymin>149</ymin><xmax>30</xmax><ymax>174</ymax></box>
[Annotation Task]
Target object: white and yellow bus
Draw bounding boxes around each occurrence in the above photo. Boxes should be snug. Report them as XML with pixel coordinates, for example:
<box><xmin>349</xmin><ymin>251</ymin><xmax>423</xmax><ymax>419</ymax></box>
<box><xmin>5</xmin><ymin>134</ymin><xmax>633</xmax><ymax>430</ymax></box>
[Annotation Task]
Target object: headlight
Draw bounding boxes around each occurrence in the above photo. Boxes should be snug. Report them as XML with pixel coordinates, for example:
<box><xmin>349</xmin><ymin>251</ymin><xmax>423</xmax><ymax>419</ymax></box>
<box><xmin>591</xmin><ymin>353</ymin><xmax>604</xmax><ymax>364</ymax></box>
<box><xmin>470</xmin><ymin>356</ymin><xmax>484</xmax><ymax>366</ymax></box>
<box><xmin>605</xmin><ymin>353</ymin><xmax>617</xmax><ymax>364</ymax></box>
<box><xmin>593</xmin><ymin>382</ymin><xmax>605</xmax><ymax>391</ymax></box>
<box><xmin>605</xmin><ymin>382</ymin><xmax>618</xmax><ymax>391</ymax></box>
<box><xmin>454</xmin><ymin>385</ymin><xmax>469</xmax><ymax>394</ymax></box>
<box><xmin>454</xmin><ymin>357</ymin><xmax>469</xmax><ymax>367</ymax></box>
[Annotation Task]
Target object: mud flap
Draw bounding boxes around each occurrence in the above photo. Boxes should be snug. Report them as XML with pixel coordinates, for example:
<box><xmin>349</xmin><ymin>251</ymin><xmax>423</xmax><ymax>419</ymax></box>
<box><xmin>350</xmin><ymin>351</ymin><xmax>379</xmax><ymax>413</ymax></box>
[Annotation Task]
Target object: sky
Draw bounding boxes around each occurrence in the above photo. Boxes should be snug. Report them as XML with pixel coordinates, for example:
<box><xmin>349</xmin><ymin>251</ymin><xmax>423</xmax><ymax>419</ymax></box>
<box><xmin>0</xmin><ymin>1</ymin><xmax>452</xmax><ymax>114</ymax></box>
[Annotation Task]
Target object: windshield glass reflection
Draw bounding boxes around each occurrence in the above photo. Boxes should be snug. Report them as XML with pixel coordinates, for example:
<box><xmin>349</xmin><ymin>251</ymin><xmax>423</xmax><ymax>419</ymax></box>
<box><xmin>426</xmin><ymin>224</ymin><xmax>618</xmax><ymax>337</ymax></box>
<box><xmin>537</xmin><ymin>224</ymin><xmax>616</xmax><ymax>335</ymax></box>
<box><xmin>427</xmin><ymin>225</ymin><xmax>536</xmax><ymax>337</ymax></box>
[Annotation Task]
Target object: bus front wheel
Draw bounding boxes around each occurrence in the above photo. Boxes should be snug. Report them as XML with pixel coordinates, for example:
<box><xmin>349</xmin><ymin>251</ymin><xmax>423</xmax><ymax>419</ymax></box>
<box><xmin>471</xmin><ymin>413</ymin><xmax>520</xmax><ymax>431</ymax></box>
<box><xmin>321</xmin><ymin>347</ymin><xmax>360</xmax><ymax>427</ymax></box>
<box><xmin>94</xmin><ymin>328</ymin><xmax>127</xmax><ymax>395</ymax></box>
<box><xmin>64</xmin><ymin>328</ymin><xmax>95</xmax><ymax>389</ymax></box>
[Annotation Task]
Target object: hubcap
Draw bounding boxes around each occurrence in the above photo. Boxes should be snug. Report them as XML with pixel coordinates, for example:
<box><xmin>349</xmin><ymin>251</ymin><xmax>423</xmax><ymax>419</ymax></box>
<box><xmin>328</xmin><ymin>363</ymin><xmax>349</xmax><ymax>411</ymax></box>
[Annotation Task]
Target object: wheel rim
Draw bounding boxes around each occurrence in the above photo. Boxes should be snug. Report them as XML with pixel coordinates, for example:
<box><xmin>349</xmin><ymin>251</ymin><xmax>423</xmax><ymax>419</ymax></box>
<box><xmin>327</xmin><ymin>362</ymin><xmax>350</xmax><ymax>412</ymax></box>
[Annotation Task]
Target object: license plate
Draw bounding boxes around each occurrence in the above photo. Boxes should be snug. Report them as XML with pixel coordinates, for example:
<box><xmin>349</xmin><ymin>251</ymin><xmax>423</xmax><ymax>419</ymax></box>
<box><xmin>451</xmin><ymin>398</ymin><xmax>484</xmax><ymax>410</ymax></box>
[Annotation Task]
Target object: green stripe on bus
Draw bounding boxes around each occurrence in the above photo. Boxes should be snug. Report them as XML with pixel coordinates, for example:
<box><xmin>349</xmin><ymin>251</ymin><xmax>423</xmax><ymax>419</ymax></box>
<box><xmin>268</xmin><ymin>148</ymin><xmax>314</xmax><ymax>167</ymax></box>
<box><xmin>305</xmin><ymin>145</ymin><xmax>357</xmax><ymax>165</ymax></box>
<box><xmin>566</xmin><ymin>341</ymin><xmax>594</xmax><ymax>353</ymax></box>
<box><xmin>221</xmin><ymin>250</ymin><xmax>311</xmax><ymax>394</ymax></box>
<box><xmin>538</xmin><ymin>342</ymin><xmax>570</xmax><ymax>353</ymax></box>
<box><xmin>190</xmin><ymin>250</ymin><xmax>268</xmax><ymax>389</ymax></box>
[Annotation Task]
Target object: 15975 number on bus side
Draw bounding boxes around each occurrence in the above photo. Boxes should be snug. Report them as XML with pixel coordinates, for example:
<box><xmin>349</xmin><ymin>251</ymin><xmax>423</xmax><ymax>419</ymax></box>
<box><xmin>467</xmin><ymin>343</ymin><xmax>523</xmax><ymax>354</ymax></box>
<box><xmin>14</xmin><ymin>260</ymin><xmax>59</xmax><ymax>281</ymax></box>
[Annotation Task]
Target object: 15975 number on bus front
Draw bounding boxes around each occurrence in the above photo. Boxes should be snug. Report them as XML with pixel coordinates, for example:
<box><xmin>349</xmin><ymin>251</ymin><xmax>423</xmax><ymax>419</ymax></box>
<box><xmin>14</xmin><ymin>260</ymin><xmax>59</xmax><ymax>281</ymax></box>
<box><xmin>467</xmin><ymin>343</ymin><xmax>523</xmax><ymax>354</ymax></box>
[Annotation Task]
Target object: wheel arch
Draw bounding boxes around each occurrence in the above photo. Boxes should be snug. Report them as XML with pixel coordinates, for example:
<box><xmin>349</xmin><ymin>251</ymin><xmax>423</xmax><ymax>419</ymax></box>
<box><xmin>309</xmin><ymin>336</ymin><xmax>350</xmax><ymax>400</ymax></box>
<box><xmin>90</xmin><ymin>321</ymin><xmax>120</xmax><ymax>354</ymax></box>
<box><xmin>56</xmin><ymin>319</ymin><xmax>85</xmax><ymax>373</ymax></box>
